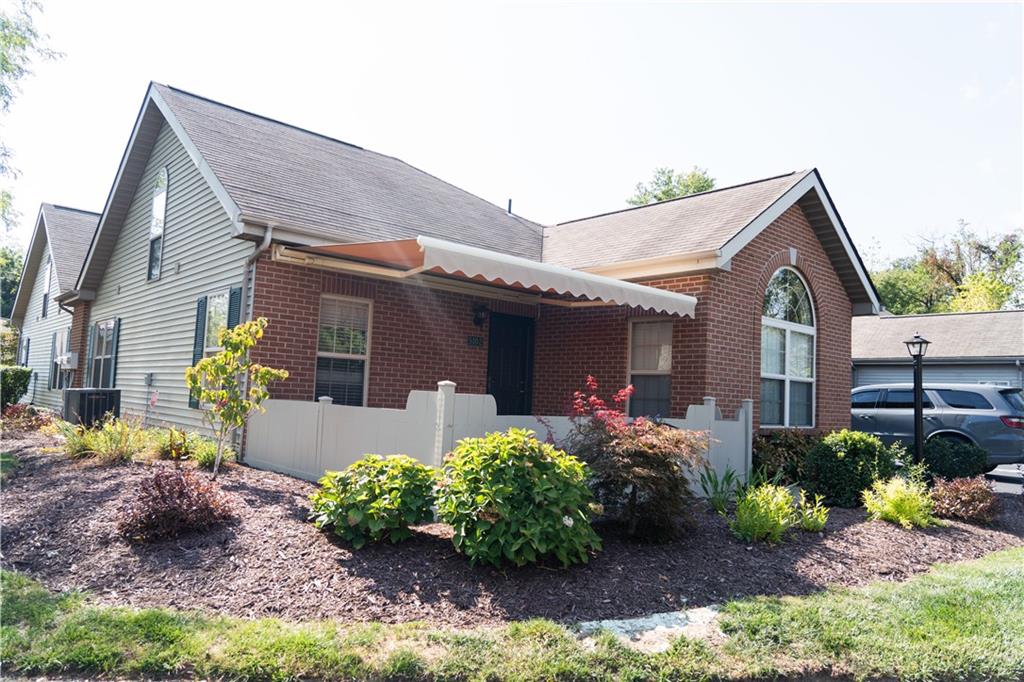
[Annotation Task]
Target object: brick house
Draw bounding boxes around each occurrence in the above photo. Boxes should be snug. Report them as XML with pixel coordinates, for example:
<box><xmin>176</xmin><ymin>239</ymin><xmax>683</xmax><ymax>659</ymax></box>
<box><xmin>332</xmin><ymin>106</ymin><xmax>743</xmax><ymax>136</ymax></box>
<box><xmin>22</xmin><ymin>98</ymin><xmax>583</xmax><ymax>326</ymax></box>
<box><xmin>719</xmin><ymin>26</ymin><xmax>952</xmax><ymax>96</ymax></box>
<box><xmin>16</xmin><ymin>82</ymin><xmax>879</xmax><ymax>434</ymax></box>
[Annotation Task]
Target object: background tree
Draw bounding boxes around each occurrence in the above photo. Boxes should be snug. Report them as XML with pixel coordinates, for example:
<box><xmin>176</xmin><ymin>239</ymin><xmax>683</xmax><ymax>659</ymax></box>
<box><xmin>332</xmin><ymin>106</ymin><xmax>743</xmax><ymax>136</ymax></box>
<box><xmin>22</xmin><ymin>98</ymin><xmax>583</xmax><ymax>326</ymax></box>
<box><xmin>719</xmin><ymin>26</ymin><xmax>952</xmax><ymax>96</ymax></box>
<box><xmin>1</xmin><ymin>243</ymin><xmax>23</xmax><ymax>318</ymax></box>
<box><xmin>1</xmin><ymin>0</ymin><xmax>60</xmax><ymax>236</ymax></box>
<box><xmin>627</xmin><ymin>166</ymin><xmax>715</xmax><ymax>206</ymax></box>
<box><xmin>873</xmin><ymin>224</ymin><xmax>1022</xmax><ymax>314</ymax></box>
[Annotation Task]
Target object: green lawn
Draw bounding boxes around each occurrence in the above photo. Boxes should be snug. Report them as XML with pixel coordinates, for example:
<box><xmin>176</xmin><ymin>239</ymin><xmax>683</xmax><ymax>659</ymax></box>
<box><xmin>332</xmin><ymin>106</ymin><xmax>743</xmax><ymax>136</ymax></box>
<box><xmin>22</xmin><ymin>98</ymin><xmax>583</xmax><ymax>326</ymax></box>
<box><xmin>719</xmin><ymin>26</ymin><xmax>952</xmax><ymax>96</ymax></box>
<box><xmin>2</xmin><ymin>547</ymin><xmax>1022</xmax><ymax>681</ymax></box>
<box><xmin>0</xmin><ymin>452</ymin><xmax>18</xmax><ymax>481</ymax></box>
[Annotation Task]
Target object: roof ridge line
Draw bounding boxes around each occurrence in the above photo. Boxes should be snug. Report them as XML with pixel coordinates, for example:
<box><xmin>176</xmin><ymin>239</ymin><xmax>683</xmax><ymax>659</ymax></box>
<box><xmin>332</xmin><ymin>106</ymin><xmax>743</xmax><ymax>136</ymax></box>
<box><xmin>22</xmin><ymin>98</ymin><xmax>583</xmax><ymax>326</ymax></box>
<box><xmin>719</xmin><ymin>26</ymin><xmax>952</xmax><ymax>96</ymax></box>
<box><xmin>160</xmin><ymin>83</ymin><xmax>367</xmax><ymax>152</ymax></box>
<box><xmin>44</xmin><ymin>203</ymin><xmax>101</xmax><ymax>216</ymax></box>
<box><xmin>550</xmin><ymin>170</ymin><xmax>806</xmax><ymax>228</ymax></box>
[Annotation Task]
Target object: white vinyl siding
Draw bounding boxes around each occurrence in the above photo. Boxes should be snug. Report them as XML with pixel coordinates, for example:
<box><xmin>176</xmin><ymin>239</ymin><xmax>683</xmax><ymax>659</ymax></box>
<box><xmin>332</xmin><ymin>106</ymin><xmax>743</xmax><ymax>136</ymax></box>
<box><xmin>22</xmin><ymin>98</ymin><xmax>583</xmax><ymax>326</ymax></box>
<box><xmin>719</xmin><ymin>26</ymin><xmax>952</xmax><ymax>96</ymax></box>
<box><xmin>86</xmin><ymin>121</ymin><xmax>251</xmax><ymax>430</ymax></box>
<box><xmin>16</xmin><ymin>240</ymin><xmax>74</xmax><ymax>412</ymax></box>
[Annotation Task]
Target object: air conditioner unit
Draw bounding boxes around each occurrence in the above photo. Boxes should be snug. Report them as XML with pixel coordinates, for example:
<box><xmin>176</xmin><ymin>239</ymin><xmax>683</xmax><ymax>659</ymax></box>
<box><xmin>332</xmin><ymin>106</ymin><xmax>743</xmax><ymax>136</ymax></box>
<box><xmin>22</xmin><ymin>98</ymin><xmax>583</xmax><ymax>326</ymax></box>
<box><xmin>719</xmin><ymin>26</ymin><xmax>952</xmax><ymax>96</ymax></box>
<box><xmin>57</xmin><ymin>351</ymin><xmax>79</xmax><ymax>369</ymax></box>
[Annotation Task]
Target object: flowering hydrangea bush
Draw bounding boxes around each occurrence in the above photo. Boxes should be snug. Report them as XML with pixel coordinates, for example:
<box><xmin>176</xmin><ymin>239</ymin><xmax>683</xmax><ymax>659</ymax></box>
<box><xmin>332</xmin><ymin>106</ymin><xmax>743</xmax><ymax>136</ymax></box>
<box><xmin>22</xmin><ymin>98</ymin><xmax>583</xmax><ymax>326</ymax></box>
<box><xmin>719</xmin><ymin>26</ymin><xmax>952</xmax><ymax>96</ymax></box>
<box><xmin>562</xmin><ymin>376</ymin><xmax>708</xmax><ymax>540</ymax></box>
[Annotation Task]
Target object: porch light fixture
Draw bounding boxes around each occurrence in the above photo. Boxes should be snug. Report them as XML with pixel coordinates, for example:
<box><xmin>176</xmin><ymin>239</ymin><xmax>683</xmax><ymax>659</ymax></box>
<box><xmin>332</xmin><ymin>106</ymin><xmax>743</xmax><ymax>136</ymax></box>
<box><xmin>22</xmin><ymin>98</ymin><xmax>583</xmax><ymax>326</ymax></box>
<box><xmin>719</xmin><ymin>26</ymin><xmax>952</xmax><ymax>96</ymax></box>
<box><xmin>903</xmin><ymin>332</ymin><xmax>930</xmax><ymax>464</ymax></box>
<box><xmin>472</xmin><ymin>304</ymin><xmax>489</xmax><ymax>328</ymax></box>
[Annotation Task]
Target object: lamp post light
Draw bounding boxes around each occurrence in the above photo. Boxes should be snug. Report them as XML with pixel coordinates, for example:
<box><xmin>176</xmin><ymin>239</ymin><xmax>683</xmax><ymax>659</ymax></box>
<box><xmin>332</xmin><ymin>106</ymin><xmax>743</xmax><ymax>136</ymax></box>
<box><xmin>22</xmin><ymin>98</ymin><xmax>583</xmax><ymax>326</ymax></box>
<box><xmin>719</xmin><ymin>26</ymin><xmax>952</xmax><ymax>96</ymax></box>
<box><xmin>903</xmin><ymin>332</ymin><xmax>931</xmax><ymax>464</ymax></box>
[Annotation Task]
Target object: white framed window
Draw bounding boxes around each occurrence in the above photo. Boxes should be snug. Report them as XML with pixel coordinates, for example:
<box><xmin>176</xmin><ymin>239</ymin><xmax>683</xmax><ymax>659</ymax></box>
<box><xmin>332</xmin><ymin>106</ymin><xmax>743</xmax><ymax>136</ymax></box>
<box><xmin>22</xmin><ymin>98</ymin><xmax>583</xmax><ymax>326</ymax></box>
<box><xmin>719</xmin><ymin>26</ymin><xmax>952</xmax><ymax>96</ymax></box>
<box><xmin>204</xmin><ymin>292</ymin><xmax>229</xmax><ymax>356</ymax></box>
<box><xmin>147</xmin><ymin>167</ymin><xmax>168</xmax><ymax>281</ymax></box>
<box><xmin>90</xmin><ymin>319</ymin><xmax>117</xmax><ymax>388</ymax></box>
<box><xmin>316</xmin><ymin>295</ymin><xmax>371</xmax><ymax>406</ymax></box>
<box><xmin>50</xmin><ymin>326</ymin><xmax>72</xmax><ymax>390</ymax></box>
<box><xmin>628</xmin><ymin>319</ymin><xmax>673</xmax><ymax>418</ymax></box>
<box><xmin>42</xmin><ymin>255</ymin><xmax>51</xmax><ymax>317</ymax></box>
<box><xmin>760</xmin><ymin>267</ymin><xmax>815</xmax><ymax>427</ymax></box>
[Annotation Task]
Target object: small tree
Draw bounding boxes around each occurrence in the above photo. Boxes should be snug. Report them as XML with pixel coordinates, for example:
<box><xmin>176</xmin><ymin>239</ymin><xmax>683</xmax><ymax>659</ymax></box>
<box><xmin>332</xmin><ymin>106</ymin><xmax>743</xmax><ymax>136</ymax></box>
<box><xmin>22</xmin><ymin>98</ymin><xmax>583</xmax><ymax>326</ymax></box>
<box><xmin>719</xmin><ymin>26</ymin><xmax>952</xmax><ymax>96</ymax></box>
<box><xmin>184</xmin><ymin>317</ymin><xmax>288</xmax><ymax>477</ymax></box>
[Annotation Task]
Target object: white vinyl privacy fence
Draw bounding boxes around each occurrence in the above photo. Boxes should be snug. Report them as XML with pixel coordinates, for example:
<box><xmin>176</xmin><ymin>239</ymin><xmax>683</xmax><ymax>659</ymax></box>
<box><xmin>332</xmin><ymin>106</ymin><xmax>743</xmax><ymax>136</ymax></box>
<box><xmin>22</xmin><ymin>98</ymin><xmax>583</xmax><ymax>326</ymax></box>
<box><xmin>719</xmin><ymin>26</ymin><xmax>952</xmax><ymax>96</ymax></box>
<box><xmin>245</xmin><ymin>381</ymin><xmax>753</xmax><ymax>491</ymax></box>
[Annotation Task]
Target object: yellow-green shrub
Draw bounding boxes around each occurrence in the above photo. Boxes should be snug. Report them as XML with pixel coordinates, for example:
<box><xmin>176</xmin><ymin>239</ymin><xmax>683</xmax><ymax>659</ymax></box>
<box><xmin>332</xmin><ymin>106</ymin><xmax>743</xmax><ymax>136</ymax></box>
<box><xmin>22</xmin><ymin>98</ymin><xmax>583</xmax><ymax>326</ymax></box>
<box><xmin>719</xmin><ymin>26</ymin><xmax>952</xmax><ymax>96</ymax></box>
<box><xmin>730</xmin><ymin>483</ymin><xmax>795</xmax><ymax>543</ymax></box>
<box><xmin>863</xmin><ymin>476</ymin><xmax>938</xmax><ymax>529</ymax></box>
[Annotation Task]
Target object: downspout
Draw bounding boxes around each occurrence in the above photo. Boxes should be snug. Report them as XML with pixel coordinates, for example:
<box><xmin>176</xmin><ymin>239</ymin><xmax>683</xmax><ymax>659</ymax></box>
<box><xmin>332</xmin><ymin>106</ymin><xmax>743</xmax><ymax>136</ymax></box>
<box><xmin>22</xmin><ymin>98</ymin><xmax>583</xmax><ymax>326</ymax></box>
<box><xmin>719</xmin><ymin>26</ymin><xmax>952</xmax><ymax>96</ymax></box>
<box><xmin>237</xmin><ymin>223</ymin><xmax>274</xmax><ymax>462</ymax></box>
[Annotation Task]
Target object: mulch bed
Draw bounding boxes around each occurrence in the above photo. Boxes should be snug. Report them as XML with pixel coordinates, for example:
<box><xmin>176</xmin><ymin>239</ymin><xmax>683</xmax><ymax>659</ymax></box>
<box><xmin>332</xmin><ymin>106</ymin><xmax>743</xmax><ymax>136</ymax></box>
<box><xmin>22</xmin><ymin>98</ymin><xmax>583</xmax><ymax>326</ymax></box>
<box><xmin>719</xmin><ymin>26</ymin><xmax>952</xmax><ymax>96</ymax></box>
<box><xmin>2</xmin><ymin>431</ymin><xmax>1022</xmax><ymax>628</ymax></box>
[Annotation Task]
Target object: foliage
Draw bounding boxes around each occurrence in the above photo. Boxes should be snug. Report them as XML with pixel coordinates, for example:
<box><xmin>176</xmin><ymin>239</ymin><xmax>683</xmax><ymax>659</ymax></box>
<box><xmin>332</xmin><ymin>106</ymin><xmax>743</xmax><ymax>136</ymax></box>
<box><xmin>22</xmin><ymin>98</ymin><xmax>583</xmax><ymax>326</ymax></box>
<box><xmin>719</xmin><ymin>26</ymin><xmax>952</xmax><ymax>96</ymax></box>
<box><xmin>627</xmin><ymin>166</ymin><xmax>715</xmax><ymax>206</ymax></box>
<box><xmin>149</xmin><ymin>426</ymin><xmax>195</xmax><ymax>461</ymax></box>
<box><xmin>699</xmin><ymin>466</ymin><xmax>739</xmax><ymax>514</ymax></box>
<box><xmin>801</xmin><ymin>429</ymin><xmax>899</xmax><ymax>507</ymax></box>
<box><xmin>562</xmin><ymin>375</ymin><xmax>707</xmax><ymax>539</ymax></box>
<box><xmin>309</xmin><ymin>455</ymin><xmax>436</xmax><ymax>548</ymax></box>
<box><xmin>872</xmin><ymin>223</ymin><xmax>1023</xmax><ymax>313</ymax></box>
<box><xmin>862</xmin><ymin>476</ymin><xmax>937</xmax><ymax>529</ymax></box>
<box><xmin>116</xmin><ymin>467</ymin><xmax>234</xmax><ymax>543</ymax></box>
<box><xmin>0</xmin><ymin>450</ymin><xmax>18</xmax><ymax>481</ymax></box>
<box><xmin>752</xmin><ymin>430</ymin><xmax>821</xmax><ymax>485</ymax></box>
<box><xmin>0</xmin><ymin>318</ymin><xmax>18</xmax><ymax>364</ymax></box>
<box><xmin>191</xmin><ymin>439</ymin><xmax>234</xmax><ymax>470</ymax></box>
<box><xmin>0</xmin><ymin>249</ymin><xmax>22</xmax><ymax>320</ymax></box>
<box><xmin>435</xmin><ymin>429</ymin><xmax>601</xmax><ymax>567</ymax></box>
<box><xmin>923</xmin><ymin>436</ymin><xmax>990</xmax><ymax>480</ymax></box>
<box><xmin>4</xmin><ymin>547</ymin><xmax>1024</xmax><ymax>680</ymax></box>
<box><xmin>1</xmin><ymin>364</ymin><xmax>31</xmax><ymax>407</ymax></box>
<box><xmin>931</xmin><ymin>476</ymin><xmax>1001</xmax><ymax>524</ymax></box>
<box><xmin>730</xmin><ymin>483</ymin><xmax>795</xmax><ymax>544</ymax></box>
<box><xmin>185</xmin><ymin>317</ymin><xmax>288</xmax><ymax>477</ymax></box>
<box><xmin>1</xmin><ymin>402</ymin><xmax>52</xmax><ymax>432</ymax></box>
<box><xmin>794</xmin><ymin>490</ymin><xmax>829</xmax><ymax>532</ymax></box>
<box><xmin>54</xmin><ymin>417</ymin><xmax>150</xmax><ymax>464</ymax></box>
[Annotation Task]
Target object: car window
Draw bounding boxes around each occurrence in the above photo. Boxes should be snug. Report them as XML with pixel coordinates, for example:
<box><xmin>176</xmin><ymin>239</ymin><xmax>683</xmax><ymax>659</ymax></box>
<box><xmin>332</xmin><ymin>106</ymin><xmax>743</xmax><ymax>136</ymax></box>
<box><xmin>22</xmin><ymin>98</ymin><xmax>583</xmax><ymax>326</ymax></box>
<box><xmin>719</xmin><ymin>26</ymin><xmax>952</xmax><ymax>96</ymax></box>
<box><xmin>881</xmin><ymin>390</ymin><xmax>933</xmax><ymax>409</ymax></box>
<box><xmin>851</xmin><ymin>390</ymin><xmax>880</xmax><ymax>408</ymax></box>
<box><xmin>936</xmin><ymin>389</ymin><xmax>993</xmax><ymax>410</ymax></box>
<box><xmin>1000</xmin><ymin>389</ymin><xmax>1024</xmax><ymax>412</ymax></box>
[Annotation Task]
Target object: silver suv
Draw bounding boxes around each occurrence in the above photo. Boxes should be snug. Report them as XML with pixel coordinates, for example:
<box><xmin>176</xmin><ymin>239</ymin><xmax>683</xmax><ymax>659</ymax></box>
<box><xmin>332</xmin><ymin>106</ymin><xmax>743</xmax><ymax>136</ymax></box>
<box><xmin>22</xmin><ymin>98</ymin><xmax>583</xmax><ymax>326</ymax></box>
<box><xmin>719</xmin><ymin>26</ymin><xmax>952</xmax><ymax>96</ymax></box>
<box><xmin>851</xmin><ymin>383</ymin><xmax>1024</xmax><ymax>468</ymax></box>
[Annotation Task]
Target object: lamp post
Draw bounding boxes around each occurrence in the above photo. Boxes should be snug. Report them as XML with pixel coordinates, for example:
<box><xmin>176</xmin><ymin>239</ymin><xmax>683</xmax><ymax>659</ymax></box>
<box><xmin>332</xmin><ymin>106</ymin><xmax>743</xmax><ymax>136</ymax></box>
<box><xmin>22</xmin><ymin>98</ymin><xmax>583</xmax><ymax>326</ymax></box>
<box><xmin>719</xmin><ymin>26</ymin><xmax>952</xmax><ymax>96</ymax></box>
<box><xmin>903</xmin><ymin>332</ymin><xmax>931</xmax><ymax>464</ymax></box>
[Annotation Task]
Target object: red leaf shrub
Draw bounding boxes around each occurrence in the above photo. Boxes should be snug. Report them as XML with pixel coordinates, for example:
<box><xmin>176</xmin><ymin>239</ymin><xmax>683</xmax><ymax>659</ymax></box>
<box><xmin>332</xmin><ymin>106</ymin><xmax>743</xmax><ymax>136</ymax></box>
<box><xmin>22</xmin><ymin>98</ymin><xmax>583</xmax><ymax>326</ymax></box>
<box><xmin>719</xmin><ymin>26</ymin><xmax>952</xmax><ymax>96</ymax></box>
<box><xmin>931</xmin><ymin>476</ymin><xmax>1001</xmax><ymax>524</ymax></box>
<box><xmin>1</xmin><ymin>403</ymin><xmax>55</xmax><ymax>433</ymax></box>
<box><xmin>117</xmin><ymin>467</ymin><xmax>234</xmax><ymax>542</ymax></box>
<box><xmin>562</xmin><ymin>376</ymin><xmax>708</xmax><ymax>540</ymax></box>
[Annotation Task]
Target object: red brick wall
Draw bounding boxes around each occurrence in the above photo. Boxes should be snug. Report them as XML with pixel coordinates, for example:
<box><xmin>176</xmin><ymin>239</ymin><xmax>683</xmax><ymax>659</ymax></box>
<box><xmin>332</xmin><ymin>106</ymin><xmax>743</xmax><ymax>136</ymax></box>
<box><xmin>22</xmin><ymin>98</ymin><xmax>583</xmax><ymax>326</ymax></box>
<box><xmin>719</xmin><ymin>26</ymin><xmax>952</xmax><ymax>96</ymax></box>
<box><xmin>69</xmin><ymin>301</ymin><xmax>91</xmax><ymax>389</ymax></box>
<box><xmin>251</xmin><ymin>202</ymin><xmax>852</xmax><ymax>431</ymax></box>
<box><xmin>250</xmin><ymin>256</ymin><xmax>534</xmax><ymax>408</ymax></box>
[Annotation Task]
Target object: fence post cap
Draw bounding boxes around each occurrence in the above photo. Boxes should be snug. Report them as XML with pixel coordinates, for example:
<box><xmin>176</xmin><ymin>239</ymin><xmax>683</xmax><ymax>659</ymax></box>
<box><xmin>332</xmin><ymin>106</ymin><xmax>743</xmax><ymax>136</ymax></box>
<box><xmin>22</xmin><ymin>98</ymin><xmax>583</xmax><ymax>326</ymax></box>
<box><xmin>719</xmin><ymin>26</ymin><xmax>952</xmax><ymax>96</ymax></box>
<box><xmin>317</xmin><ymin>396</ymin><xmax>333</xmax><ymax>404</ymax></box>
<box><xmin>702</xmin><ymin>396</ymin><xmax>716</xmax><ymax>405</ymax></box>
<box><xmin>437</xmin><ymin>380</ymin><xmax>457</xmax><ymax>388</ymax></box>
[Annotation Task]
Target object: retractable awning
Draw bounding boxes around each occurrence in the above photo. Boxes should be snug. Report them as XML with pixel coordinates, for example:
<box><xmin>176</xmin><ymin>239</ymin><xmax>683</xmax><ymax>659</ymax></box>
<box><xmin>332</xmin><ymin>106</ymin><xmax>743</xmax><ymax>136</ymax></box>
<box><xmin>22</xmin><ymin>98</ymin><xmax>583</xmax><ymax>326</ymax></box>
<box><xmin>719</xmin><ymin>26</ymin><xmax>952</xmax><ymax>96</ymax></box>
<box><xmin>287</xmin><ymin>235</ymin><xmax>697</xmax><ymax>317</ymax></box>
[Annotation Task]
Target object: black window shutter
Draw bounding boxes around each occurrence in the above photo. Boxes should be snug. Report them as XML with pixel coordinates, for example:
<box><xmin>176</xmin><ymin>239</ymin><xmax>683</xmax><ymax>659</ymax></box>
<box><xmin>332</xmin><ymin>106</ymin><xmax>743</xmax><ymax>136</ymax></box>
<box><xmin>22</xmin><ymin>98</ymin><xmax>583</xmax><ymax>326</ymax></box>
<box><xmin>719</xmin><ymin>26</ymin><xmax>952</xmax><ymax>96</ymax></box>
<box><xmin>189</xmin><ymin>297</ymin><xmax>208</xmax><ymax>408</ymax></box>
<box><xmin>48</xmin><ymin>332</ymin><xmax>56</xmax><ymax>390</ymax></box>
<box><xmin>227</xmin><ymin>286</ymin><xmax>242</xmax><ymax>329</ymax></box>
<box><xmin>108</xmin><ymin>318</ymin><xmax>121</xmax><ymax>388</ymax></box>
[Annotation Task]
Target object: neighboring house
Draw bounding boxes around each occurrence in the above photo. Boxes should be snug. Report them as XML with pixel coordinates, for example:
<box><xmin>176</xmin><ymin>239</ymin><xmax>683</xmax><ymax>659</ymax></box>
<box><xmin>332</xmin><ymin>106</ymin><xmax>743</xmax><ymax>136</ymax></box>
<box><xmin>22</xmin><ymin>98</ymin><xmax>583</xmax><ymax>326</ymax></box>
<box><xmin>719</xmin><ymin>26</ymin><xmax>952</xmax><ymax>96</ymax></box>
<box><xmin>10</xmin><ymin>204</ymin><xmax>99</xmax><ymax>411</ymax></box>
<box><xmin>32</xmin><ymin>82</ymin><xmax>879</xmax><ymax>434</ymax></box>
<box><xmin>852</xmin><ymin>310</ymin><xmax>1024</xmax><ymax>388</ymax></box>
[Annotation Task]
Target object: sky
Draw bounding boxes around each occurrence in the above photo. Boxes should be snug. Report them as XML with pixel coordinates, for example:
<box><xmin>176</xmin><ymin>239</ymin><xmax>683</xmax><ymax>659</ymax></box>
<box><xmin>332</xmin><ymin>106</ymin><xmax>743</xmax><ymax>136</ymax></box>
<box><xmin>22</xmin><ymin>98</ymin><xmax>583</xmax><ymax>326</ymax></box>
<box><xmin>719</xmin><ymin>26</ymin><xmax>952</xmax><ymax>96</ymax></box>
<box><xmin>3</xmin><ymin>1</ymin><xmax>1022</xmax><ymax>268</ymax></box>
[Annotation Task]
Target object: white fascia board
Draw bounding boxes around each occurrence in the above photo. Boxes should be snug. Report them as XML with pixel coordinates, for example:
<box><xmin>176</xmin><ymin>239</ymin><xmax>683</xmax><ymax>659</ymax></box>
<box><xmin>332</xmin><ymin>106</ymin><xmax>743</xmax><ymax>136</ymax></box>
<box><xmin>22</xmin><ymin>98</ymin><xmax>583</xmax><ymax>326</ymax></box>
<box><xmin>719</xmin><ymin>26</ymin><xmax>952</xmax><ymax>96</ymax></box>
<box><xmin>580</xmin><ymin>250</ymin><xmax>724</xmax><ymax>281</ymax></box>
<box><xmin>719</xmin><ymin>170</ymin><xmax>881</xmax><ymax>314</ymax></box>
<box><xmin>149</xmin><ymin>87</ymin><xmax>244</xmax><ymax>233</ymax></box>
<box><xmin>10</xmin><ymin>208</ymin><xmax>47</xmax><ymax>326</ymax></box>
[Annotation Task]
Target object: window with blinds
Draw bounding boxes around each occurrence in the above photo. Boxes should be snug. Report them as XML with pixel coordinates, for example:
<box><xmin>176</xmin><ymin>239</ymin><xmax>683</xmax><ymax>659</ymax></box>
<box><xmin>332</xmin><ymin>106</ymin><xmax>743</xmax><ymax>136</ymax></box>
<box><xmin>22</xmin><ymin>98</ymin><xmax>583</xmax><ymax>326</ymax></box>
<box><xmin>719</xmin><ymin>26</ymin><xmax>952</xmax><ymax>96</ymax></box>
<box><xmin>628</xmin><ymin>320</ymin><xmax>673</xmax><ymax>418</ymax></box>
<box><xmin>316</xmin><ymin>296</ymin><xmax>371</xmax><ymax>406</ymax></box>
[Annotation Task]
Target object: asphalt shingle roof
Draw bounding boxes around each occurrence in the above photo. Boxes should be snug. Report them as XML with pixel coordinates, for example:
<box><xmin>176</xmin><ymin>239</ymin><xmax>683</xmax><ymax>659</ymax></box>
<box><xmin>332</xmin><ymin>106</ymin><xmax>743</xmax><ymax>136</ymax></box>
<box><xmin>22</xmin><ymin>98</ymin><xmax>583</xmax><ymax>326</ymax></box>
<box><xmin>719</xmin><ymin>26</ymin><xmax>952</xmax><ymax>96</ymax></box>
<box><xmin>852</xmin><ymin>310</ymin><xmax>1024</xmax><ymax>360</ymax></box>
<box><xmin>40</xmin><ymin>204</ymin><xmax>99</xmax><ymax>294</ymax></box>
<box><xmin>541</xmin><ymin>171</ymin><xmax>809</xmax><ymax>269</ymax></box>
<box><xmin>154</xmin><ymin>84</ymin><xmax>545</xmax><ymax>260</ymax></box>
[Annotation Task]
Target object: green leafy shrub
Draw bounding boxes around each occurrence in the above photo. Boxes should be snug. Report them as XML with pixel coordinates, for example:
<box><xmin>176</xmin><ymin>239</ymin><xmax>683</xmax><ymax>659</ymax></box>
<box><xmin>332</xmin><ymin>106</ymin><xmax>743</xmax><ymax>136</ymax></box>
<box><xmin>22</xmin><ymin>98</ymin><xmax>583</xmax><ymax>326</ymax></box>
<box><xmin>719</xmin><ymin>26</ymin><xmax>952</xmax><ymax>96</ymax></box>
<box><xmin>699</xmin><ymin>466</ymin><xmax>739</xmax><ymax>514</ymax></box>
<box><xmin>435</xmin><ymin>428</ymin><xmax>601</xmax><ymax>567</ymax></box>
<box><xmin>932</xmin><ymin>476</ymin><xmax>1001</xmax><ymax>524</ymax></box>
<box><xmin>310</xmin><ymin>455</ymin><xmax>436</xmax><ymax>548</ymax></box>
<box><xmin>801</xmin><ymin>430</ymin><xmax>899</xmax><ymax>507</ymax></box>
<box><xmin>1</xmin><ymin>366</ymin><xmax>32</xmax><ymax>407</ymax></box>
<box><xmin>731</xmin><ymin>483</ymin><xmax>795</xmax><ymax>543</ymax></box>
<box><xmin>117</xmin><ymin>467</ymin><xmax>234</xmax><ymax>542</ymax></box>
<box><xmin>150</xmin><ymin>426</ymin><xmax>196</xmax><ymax>460</ymax></box>
<box><xmin>924</xmin><ymin>437</ymin><xmax>989</xmax><ymax>480</ymax></box>
<box><xmin>862</xmin><ymin>476</ymin><xmax>937</xmax><ymax>529</ymax></box>
<box><xmin>192</xmin><ymin>439</ymin><xmax>234</xmax><ymax>470</ymax></box>
<box><xmin>795</xmin><ymin>490</ymin><xmax>829</xmax><ymax>532</ymax></box>
<box><xmin>2</xmin><ymin>403</ymin><xmax>54</xmax><ymax>433</ymax></box>
<box><xmin>55</xmin><ymin>417</ymin><xmax>151</xmax><ymax>464</ymax></box>
<box><xmin>753</xmin><ymin>430</ymin><xmax>821</xmax><ymax>485</ymax></box>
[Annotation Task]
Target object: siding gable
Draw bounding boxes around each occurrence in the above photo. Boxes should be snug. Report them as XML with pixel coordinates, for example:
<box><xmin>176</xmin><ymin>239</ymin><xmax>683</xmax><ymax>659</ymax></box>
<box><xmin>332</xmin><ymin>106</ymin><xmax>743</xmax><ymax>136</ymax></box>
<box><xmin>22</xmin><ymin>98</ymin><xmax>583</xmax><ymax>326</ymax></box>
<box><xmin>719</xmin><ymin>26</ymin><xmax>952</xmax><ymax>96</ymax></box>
<box><xmin>18</xmin><ymin>239</ymin><xmax>72</xmax><ymax>411</ymax></box>
<box><xmin>86</xmin><ymin>120</ymin><xmax>251</xmax><ymax>429</ymax></box>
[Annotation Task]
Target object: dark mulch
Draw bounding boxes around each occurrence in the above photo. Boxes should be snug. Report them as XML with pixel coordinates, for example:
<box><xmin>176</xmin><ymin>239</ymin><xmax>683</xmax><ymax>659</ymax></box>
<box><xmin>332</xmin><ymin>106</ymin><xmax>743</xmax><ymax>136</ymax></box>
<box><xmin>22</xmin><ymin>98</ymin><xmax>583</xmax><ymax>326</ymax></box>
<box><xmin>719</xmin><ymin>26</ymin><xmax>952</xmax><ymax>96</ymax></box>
<box><xmin>2</xmin><ymin>431</ymin><xmax>1022</xmax><ymax>628</ymax></box>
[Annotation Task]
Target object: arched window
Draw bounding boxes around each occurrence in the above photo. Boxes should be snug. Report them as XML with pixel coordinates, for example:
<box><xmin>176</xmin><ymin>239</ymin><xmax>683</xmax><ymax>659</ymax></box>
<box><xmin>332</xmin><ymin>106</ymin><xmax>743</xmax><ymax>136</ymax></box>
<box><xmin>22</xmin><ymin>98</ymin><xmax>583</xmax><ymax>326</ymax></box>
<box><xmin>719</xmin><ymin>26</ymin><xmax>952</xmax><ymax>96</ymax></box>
<box><xmin>147</xmin><ymin>167</ymin><xmax>168</xmax><ymax>280</ymax></box>
<box><xmin>761</xmin><ymin>267</ymin><xmax>815</xmax><ymax>427</ymax></box>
